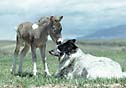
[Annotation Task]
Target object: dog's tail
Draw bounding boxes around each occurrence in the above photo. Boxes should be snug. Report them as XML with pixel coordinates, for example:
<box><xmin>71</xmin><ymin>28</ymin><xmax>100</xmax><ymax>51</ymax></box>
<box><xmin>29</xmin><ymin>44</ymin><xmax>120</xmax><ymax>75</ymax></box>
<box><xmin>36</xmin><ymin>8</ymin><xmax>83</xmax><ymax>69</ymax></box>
<box><xmin>122</xmin><ymin>72</ymin><xmax>126</xmax><ymax>78</ymax></box>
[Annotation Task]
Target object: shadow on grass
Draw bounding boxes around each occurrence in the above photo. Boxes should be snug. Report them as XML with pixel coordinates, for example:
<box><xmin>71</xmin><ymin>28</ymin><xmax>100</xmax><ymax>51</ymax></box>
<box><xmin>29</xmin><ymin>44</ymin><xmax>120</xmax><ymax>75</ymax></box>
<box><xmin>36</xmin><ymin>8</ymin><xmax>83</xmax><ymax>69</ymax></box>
<box><xmin>13</xmin><ymin>72</ymin><xmax>53</xmax><ymax>78</ymax></box>
<box><xmin>13</xmin><ymin>72</ymin><xmax>34</xmax><ymax>78</ymax></box>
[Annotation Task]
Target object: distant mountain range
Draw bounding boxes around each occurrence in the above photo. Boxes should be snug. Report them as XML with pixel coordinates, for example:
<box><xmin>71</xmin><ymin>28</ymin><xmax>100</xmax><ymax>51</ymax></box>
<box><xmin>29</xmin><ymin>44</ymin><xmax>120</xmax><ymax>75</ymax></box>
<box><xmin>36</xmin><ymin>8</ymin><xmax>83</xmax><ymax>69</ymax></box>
<box><xmin>78</xmin><ymin>25</ymin><xmax>126</xmax><ymax>39</ymax></box>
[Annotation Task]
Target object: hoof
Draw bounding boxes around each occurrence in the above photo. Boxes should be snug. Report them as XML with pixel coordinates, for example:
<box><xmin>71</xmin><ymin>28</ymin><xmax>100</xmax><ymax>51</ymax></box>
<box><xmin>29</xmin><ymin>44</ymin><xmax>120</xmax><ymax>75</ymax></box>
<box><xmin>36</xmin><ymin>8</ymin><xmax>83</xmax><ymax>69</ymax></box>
<box><xmin>11</xmin><ymin>71</ymin><xmax>16</xmax><ymax>75</ymax></box>
<box><xmin>18</xmin><ymin>71</ymin><xmax>23</xmax><ymax>76</ymax></box>
<box><xmin>33</xmin><ymin>73</ymin><xmax>37</xmax><ymax>76</ymax></box>
<box><xmin>45</xmin><ymin>72</ymin><xmax>51</xmax><ymax>77</ymax></box>
<box><xmin>10</xmin><ymin>69</ymin><xmax>16</xmax><ymax>75</ymax></box>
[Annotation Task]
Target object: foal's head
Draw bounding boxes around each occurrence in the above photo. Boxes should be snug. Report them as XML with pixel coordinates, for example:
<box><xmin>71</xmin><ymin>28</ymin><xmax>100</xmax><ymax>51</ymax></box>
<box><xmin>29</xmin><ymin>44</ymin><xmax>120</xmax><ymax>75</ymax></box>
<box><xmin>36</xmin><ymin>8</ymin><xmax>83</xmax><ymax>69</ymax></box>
<box><xmin>49</xmin><ymin>16</ymin><xmax>63</xmax><ymax>45</ymax></box>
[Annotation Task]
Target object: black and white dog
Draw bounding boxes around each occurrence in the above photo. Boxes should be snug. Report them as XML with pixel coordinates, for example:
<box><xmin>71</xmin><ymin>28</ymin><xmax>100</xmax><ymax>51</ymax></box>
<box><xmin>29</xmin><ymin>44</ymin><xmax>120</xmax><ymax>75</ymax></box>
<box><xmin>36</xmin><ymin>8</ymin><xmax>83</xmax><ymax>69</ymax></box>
<box><xmin>49</xmin><ymin>39</ymin><xmax>126</xmax><ymax>79</ymax></box>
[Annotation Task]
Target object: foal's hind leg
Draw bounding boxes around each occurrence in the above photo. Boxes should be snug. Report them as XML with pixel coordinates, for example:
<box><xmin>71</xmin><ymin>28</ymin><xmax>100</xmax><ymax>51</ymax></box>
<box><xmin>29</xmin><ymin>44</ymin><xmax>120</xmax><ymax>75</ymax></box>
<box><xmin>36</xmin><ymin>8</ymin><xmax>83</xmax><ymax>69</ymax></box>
<box><xmin>40</xmin><ymin>45</ymin><xmax>51</xmax><ymax>76</ymax></box>
<box><xmin>18</xmin><ymin>44</ymin><xmax>29</xmax><ymax>74</ymax></box>
<box><xmin>11</xmin><ymin>43</ymin><xmax>21</xmax><ymax>74</ymax></box>
<box><xmin>11</xmin><ymin>36</ymin><xmax>21</xmax><ymax>74</ymax></box>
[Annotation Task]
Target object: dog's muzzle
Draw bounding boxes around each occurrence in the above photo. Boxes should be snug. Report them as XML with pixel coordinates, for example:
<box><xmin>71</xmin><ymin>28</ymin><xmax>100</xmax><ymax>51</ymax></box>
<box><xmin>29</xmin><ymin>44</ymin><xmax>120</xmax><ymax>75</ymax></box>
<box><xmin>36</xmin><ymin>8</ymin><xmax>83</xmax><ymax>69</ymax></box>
<box><xmin>49</xmin><ymin>49</ymin><xmax>61</xmax><ymax>57</ymax></box>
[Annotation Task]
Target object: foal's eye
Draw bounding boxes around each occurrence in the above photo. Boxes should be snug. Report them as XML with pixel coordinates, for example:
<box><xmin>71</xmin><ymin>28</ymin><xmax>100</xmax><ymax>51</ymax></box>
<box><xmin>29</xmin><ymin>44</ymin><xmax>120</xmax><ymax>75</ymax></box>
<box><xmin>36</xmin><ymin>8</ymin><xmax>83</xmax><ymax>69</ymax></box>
<box><xmin>54</xmin><ymin>30</ymin><xmax>57</xmax><ymax>33</ymax></box>
<box><xmin>55</xmin><ymin>20</ymin><xmax>58</xmax><ymax>22</ymax></box>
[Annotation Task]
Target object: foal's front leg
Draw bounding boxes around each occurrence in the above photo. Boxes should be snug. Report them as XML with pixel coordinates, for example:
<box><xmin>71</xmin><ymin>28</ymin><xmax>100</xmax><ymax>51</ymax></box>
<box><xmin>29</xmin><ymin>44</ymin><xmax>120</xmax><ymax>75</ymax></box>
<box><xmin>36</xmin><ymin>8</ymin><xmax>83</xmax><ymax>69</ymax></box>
<box><xmin>31</xmin><ymin>44</ymin><xmax>37</xmax><ymax>76</ymax></box>
<box><xmin>40</xmin><ymin>45</ymin><xmax>51</xmax><ymax>76</ymax></box>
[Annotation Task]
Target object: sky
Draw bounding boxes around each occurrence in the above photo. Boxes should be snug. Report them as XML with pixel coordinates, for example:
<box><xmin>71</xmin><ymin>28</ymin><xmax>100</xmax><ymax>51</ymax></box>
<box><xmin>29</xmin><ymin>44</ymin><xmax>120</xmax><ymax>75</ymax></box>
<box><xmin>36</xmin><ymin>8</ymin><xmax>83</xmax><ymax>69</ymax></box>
<box><xmin>0</xmin><ymin>0</ymin><xmax>126</xmax><ymax>40</ymax></box>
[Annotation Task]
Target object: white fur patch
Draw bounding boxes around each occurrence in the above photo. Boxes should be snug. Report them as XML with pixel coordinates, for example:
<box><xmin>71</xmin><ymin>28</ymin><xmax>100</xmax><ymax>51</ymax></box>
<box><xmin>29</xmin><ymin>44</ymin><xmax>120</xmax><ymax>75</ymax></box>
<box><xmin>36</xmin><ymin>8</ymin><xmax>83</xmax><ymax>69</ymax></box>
<box><xmin>57</xmin><ymin>38</ymin><xmax>63</xmax><ymax>43</ymax></box>
<box><xmin>33</xmin><ymin>62</ymin><xmax>37</xmax><ymax>76</ymax></box>
<box><xmin>32</xmin><ymin>24</ymin><xmax>39</xmax><ymax>30</ymax></box>
<box><xmin>58</xmin><ymin>49</ymin><xmax>124</xmax><ymax>79</ymax></box>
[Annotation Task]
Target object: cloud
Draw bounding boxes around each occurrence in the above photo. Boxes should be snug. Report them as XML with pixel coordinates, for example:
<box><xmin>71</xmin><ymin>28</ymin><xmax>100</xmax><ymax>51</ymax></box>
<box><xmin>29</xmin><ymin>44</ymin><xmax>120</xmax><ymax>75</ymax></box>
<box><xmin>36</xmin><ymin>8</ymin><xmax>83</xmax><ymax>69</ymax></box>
<box><xmin>0</xmin><ymin>0</ymin><xmax>126</xmax><ymax>40</ymax></box>
<box><xmin>0</xmin><ymin>0</ymin><xmax>65</xmax><ymax>14</ymax></box>
<box><xmin>1</xmin><ymin>0</ymin><xmax>126</xmax><ymax>19</ymax></box>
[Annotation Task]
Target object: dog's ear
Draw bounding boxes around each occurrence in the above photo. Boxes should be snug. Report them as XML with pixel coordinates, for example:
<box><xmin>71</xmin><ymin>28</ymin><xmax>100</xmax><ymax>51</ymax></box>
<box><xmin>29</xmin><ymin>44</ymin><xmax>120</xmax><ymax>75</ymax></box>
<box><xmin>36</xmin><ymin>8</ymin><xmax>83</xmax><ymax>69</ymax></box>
<box><xmin>70</xmin><ymin>39</ymin><xmax>76</xmax><ymax>43</ymax></box>
<box><xmin>72</xmin><ymin>39</ymin><xmax>76</xmax><ymax>43</ymax></box>
<box><xmin>67</xmin><ymin>39</ymin><xmax>76</xmax><ymax>43</ymax></box>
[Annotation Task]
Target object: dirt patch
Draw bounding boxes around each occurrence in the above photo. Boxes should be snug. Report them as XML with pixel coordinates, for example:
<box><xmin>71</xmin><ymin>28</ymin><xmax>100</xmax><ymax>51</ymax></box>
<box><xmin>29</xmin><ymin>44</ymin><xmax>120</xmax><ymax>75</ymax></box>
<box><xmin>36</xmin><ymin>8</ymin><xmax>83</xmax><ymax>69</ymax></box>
<box><xmin>1</xmin><ymin>84</ymin><xmax>126</xmax><ymax>88</ymax></box>
<box><xmin>30</xmin><ymin>84</ymin><xmax>75</xmax><ymax>88</ymax></box>
<box><xmin>30</xmin><ymin>83</ymin><xmax>126</xmax><ymax>88</ymax></box>
<box><xmin>0</xmin><ymin>84</ymin><xmax>23</xmax><ymax>88</ymax></box>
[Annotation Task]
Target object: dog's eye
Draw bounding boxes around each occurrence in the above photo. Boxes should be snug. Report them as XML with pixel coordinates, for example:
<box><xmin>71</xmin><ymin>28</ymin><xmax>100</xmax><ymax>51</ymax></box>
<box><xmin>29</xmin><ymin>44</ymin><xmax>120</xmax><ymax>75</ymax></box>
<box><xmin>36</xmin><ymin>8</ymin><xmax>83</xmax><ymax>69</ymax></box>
<box><xmin>58</xmin><ymin>46</ymin><xmax>62</xmax><ymax>51</ymax></box>
<box><xmin>58</xmin><ymin>45</ymin><xmax>66</xmax><ymax>52</ymax></box>
<box><xmin>52</xmin><ymin>28</ymin><xmax>58</xmax><ymax>33</ymax></box>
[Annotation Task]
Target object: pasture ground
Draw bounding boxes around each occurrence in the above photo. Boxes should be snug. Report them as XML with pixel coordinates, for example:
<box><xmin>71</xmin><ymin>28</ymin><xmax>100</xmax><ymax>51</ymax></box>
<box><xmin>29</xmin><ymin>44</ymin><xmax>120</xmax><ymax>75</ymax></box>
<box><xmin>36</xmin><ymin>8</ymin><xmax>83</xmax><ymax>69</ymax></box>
<box><xmin>0</xmin><ymin>39</ymin><xmax>126</xmax><ymax>88</ymax></box>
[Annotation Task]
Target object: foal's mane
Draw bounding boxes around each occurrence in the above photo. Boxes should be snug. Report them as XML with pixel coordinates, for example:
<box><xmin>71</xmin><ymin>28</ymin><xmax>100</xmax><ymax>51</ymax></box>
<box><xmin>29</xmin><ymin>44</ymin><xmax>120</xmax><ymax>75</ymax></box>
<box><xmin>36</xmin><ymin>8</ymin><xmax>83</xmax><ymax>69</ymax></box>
<box><xmin>37</xmin><ymin>16</ymin><xmax>50</xmax><ymax>26</ymax></box>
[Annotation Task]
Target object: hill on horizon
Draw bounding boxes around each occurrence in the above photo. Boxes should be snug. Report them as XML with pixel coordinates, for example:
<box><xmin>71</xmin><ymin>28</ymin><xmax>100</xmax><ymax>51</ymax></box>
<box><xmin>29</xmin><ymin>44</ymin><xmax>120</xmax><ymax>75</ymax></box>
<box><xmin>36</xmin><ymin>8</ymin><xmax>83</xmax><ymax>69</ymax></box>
<box><xmin>78</xmin><ymin>25</ymin><xmax>126</xmax><ymax>40</ymax></box>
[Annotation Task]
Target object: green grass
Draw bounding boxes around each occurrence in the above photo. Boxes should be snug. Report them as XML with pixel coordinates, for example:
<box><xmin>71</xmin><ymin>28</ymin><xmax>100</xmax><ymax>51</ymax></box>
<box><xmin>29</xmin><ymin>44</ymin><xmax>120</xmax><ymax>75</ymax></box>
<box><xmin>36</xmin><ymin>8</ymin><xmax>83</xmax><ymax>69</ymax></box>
<box><xmin>0</xmin><ymin>40</ymin><xmax>126</xmax><ymax>88</ymax></box>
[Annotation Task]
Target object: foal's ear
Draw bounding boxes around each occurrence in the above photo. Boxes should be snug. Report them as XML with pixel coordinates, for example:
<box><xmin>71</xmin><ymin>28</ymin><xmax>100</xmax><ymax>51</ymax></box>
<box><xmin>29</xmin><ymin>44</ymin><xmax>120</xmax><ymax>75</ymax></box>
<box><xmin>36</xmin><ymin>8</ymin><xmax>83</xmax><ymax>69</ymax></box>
<box><xmin>71</xmin><ymin>39</ymin><xmax>76</xmax><ymax>43</ymax></box>
<box><xmin>50</xmin><ymin>16</ymin><xmax>54</xmax><ymax>23</ymax></box>
<box><xmin>59</xmin><ymin>16</ymin><xmax>63</xmax><ymax>21</ymax></box>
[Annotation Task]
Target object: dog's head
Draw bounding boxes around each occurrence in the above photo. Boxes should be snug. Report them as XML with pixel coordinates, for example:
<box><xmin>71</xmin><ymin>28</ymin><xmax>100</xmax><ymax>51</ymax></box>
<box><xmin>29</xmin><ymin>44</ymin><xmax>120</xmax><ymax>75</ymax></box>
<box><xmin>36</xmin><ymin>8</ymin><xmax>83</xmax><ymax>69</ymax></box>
<box><xmin>49</xmin><ymin>39</ymin><xmax>78</xmax><ymax>57</ymax></box>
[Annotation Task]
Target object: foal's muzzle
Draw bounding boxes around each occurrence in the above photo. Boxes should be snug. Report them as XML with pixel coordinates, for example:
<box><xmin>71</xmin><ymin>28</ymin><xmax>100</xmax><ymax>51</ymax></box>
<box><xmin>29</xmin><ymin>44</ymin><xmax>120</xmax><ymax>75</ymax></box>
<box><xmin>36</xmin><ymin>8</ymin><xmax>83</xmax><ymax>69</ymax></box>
<box><xmin>56</xmin><ymin>38</ymin><xmax>63</xmax><ymax>45</ymax></box>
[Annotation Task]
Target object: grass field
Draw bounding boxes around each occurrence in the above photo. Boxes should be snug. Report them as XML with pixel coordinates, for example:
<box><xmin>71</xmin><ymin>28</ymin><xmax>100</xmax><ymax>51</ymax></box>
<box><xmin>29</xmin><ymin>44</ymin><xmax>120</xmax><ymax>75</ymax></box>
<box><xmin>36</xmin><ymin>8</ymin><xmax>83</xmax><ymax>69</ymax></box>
<box><xmin>0</xmin><ymin>39</ymin><xmax>126</xmax><ymax>88</ymax></box>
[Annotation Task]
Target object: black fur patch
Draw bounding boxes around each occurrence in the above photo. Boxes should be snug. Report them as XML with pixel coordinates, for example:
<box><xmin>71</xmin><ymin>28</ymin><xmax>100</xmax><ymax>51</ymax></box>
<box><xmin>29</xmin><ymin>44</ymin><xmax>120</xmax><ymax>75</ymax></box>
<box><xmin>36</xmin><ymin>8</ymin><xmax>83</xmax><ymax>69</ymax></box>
<box><xmin>58</xmin><ymin>39</ymin><xmax>78</xmax><ymax>55</ymax></box>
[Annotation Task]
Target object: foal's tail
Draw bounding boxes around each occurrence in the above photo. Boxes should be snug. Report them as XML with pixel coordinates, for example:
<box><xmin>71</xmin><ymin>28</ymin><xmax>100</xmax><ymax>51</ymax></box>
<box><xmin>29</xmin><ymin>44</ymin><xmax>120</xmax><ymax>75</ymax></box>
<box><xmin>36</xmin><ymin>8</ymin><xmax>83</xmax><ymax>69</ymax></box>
<box><xmin>16</xmin><ymin>24</ymin><xmax>23</xmax><ymax>39</ymax></box>
<box><xmin>14</xmin><ymin>24</ymin><xmax>24</xmax><ymax>46</ymax></box>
